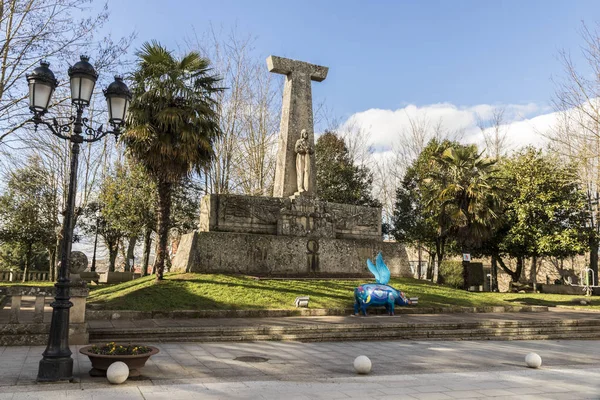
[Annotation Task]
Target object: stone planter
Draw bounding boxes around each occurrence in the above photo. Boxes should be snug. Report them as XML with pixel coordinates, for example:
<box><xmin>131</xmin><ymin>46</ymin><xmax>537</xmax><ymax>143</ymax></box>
<box><xmin>79</xmin><ymin>345</ymin><xmax>159</xmax><ymax>377</ymax></box>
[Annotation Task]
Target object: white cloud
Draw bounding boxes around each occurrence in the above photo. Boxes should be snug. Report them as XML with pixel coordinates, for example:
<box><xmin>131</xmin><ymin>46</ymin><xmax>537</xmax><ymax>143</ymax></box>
<box><xmin>342</xmin><ymin>102</ymin><xmax>552</xmax><ymax>154</ymax></box>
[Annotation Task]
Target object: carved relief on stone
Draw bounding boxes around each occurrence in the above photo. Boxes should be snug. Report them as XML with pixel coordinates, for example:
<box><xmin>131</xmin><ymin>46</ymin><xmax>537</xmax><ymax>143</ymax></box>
<box><xmin>306</xmin><ymin>239</ymin><xmax>320</xmax><ymax>273</ymax></box>
<box><xmin>324</xmin><ymin>202</ymin><xmax>381</xmax><ymax>239</ymax></box>
<box><xmin>219</xmin><ymin>195</ymin><xmax>281</xmax><ymax>224</ymax></box>
<box><xmin>278</xmin><ymin>194</ymin><xmax>335</xmax><ymax>238</ymax></box>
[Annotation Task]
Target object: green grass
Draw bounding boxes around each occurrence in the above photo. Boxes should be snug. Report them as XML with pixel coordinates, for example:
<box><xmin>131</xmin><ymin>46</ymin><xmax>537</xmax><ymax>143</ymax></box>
<box><xmin>0</xmin><ymin>281</ymin><xmax>54</xmax><ymax>287</ymax></box>
<box><xmin>84</xmin><ymin>273</ymin><xmax>600</xmax><ymax>312</ymax></box>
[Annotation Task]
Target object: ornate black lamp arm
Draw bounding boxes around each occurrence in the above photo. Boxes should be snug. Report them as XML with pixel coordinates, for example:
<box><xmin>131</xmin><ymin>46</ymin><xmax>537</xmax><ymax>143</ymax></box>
<box><xmin>30</xmin><ymin>114</ymin><xmax>73</xmax><ymax>141</ymax></box>
<box><xmin>30</xmin><ymin>106</ymin><xmax>122</xmax><ymax>143</ymax></box>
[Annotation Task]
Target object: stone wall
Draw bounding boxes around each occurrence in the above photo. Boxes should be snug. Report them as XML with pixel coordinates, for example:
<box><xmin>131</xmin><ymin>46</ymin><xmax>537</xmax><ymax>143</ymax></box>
<box><xmin>172</xmin><ymin>231</ymin><xmax>411</xmax><ymax>277</ymax></box>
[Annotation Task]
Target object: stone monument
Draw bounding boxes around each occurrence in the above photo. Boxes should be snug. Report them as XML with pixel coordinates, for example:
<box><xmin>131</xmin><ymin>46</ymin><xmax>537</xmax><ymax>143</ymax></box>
<box><xmin>267</xmin><ymin>55</ymin><xmax>327</xmax><ymax>198</ymax></box>
<box><xmin>172</xmin><ymin>56</ymin><xmax>410</xmax><ymax>277</ymax></box>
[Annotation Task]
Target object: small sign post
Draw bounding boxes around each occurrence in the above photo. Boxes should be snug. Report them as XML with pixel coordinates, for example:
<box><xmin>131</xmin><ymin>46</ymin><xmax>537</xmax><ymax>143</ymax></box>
<box><xmin>462</xmin><ymin>253</ymin><xmax>471</xmax><ymax>262</ymax></box>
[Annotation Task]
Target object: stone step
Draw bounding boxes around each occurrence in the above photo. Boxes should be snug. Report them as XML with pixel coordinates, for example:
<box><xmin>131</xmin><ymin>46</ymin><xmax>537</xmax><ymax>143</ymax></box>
<box><xmin>89</xmin><ymin>319</ymin><xmax>600</xmax><ymax>336</ymax></box>
<box><xmin>92</xmin><ymin>330</ymin><xmax>600</xmax><ymax>343</ymax></box>
<box><xmin>89</xmin><ymin>319</ymin><xmax>600</xmax><ymax>343</ymax></box>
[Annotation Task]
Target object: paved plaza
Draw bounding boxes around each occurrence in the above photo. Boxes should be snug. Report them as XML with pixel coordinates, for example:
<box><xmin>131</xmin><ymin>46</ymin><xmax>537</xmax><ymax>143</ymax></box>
<box><xmin>0</xmin><ymin>339</ymin><xmax>599</xmax><ymax>399</ymax></box>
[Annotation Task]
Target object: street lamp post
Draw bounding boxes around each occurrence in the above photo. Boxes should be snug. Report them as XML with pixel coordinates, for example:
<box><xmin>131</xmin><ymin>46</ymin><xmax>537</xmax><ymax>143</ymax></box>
<box><xmin>26</xmin><ymin>56</ymin><xmax>131</xmax><ymax>382</ymax></box>
<box><xmin>90</xmin><ymin>209</ymin><xmax>101</xmax><ymax>273</ymax></box>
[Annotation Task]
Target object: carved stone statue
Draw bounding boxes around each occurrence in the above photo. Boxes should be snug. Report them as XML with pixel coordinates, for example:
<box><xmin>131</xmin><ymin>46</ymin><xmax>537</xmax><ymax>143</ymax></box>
<box><xmin>294</xmin><ymin>129</ymin><xmax>314</xmax><ymax>193</ymax></box>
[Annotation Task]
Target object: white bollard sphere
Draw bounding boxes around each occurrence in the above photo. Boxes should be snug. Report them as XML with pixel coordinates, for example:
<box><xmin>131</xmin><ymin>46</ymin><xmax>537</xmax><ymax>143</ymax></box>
<box><xmin>106</xmin><ymin>361</ymin><xmax>129</xmax><ymax>384</ymax></box>
<box><xmin>353</xmin><ymin>355</ymin><xmax>372</xmax><ymax>374</ymax></box>
<box><xmin>525</xmin><ymin>352</ymin><xmax>542</xmax><ymax>368</ymax></box>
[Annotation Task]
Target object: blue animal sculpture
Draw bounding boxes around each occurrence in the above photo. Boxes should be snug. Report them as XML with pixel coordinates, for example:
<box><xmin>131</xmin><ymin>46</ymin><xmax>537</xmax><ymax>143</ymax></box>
<box><xmin>353</xmin><ymin>252</ymin><xmax>411</xmax><ymax>316</ymax></box>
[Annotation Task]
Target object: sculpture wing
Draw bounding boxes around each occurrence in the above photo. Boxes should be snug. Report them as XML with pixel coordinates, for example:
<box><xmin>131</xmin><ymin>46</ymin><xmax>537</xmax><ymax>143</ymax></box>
<box><xmin>376</xmin><ymin>252</ymin><xmax>390</xmax><ymax>285</ymax></box>
<box><xmin>367</xmin><ymin>258</ymin><xmax>379</xmax><ymax>282</ymax></box>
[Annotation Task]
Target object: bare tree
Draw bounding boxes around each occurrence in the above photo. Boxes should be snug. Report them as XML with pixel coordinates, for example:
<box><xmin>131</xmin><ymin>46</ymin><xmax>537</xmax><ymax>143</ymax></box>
<box><xmin>188</xmin><ymin>26</ymin><xmax>280</xmax><ymax>196</ymax></box>
<box><xmin>0</xmin><ymin>0</ymin><xmax>135</xmax><ymax>146</ymax></box>
<box><xmin>371</xmin><ymin>113</ymin><xmax>464</xmax><ymax>227</ymax></box>
<box><xmin>477</xmin><ymin>107</ymin><xmax>510</xmax><ymax>159</ymax></box>
<box><xmin>546</xmin><ymin>21</ymin><xmax>600</xmax><ymax>285</ymax></box>
<box><xmin>337</xmin><ymin>119</ymin><xmax>374</xmax><ymax>167</ymax></box>
<box><xmin>234</xmin><ymin>60</ymin><xmax>279</xmax><ymax>196</ymax></box>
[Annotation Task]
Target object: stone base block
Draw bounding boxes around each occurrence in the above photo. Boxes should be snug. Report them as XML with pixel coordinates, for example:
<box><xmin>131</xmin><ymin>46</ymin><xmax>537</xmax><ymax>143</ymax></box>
<box><xmin>80</xmin><ymin>272</ymin><xmax>100</xmax><ymax>283</ymax></box>
<box><xmin>98</xmin><ymin>272</ymin><xmax>134</xmax><ymax>284</ymax></box>
<box><xmin>539</xmin><ymin>284</ymin><xmax>600</xmax><ymax>296</ymax></box>
<box><xmin>172</xmin><ymin>231</ymin><xmax>411</xmax><ymax>277</ymax></box>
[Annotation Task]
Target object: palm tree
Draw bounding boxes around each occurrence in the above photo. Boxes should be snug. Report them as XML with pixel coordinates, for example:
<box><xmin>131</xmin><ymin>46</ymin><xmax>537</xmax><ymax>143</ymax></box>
<box><xmin>426</xmin><ymin>145</ymin><xmax>501</xmax><ymax>288</ymax></box>
<box><xmin>122</xmin><ymin>41</ymin><xmax>222</xmax><ymax>280</ymax></box>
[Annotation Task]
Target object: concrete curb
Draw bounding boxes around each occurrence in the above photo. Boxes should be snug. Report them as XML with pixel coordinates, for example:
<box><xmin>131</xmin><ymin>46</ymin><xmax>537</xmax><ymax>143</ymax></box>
<box><xmin>85</xmin><ymin>305</ymin><xmax>549</xmax><ymax>320</ymax></box>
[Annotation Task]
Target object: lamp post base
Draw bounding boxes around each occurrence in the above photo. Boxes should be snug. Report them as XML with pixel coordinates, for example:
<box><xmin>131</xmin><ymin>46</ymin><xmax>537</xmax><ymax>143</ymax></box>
<box><xmin>37</xmin><ymin>356</ymin><xmax>73</xmax><ymax>382</ymax></box>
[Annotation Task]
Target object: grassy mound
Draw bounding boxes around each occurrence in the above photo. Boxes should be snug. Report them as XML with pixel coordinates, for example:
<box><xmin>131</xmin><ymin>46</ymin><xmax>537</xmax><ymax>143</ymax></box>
<box><xmin>85</xmin><ymin>273</ymin><xmax>599</xmax><ymax>312</ymax></box>
<box><xmin>3</xmin><ymin>273</ymin><xmax>597</xmax><ymax>312</ymax></box>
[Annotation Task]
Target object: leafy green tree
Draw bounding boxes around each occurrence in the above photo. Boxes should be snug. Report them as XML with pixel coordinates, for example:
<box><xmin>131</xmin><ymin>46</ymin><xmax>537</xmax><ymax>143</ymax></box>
<box><xmin>81</xmin><ymin>201</ymin><xmax>123</xmax><ymax>273</ymax></box>
<box><xmin>315</xmin><ymin>131</ymin><xmax>380</xmax><ymax>207</ymax></box>
<box><xmin>156</xmin><ymin>177</ymin><xmax>203</xmax><ymax>274</ymax></box>
<box><xmin>0</xmin><ymin>157</ymin><xmax>57</xmax><ymax>280</ymax></box>
<box><xmin>425</xmin><ymin>145</ymin><xmax>500</xmax><ymax>288</ymax></box>
<box><xmin>391</xmin><ymin>139</ymin><xmax>460</xmax><ymax>282</ymax></box>
<box><xmin>83</xmin><ymin>161</ymin><xmax>157</xmax><ymax>273</ymax></box>
<box><xmin>122</xmin><ymin>41</ymin><xmax>222</xmax><ymax>280</ymax></box>
<box><xmin>490</xmin><ymin>148</ymin><xmax>589</xmax><ymax>284</ymax></box>
<box><xmin>391</xmin><ymin>164</ymin><xmax>438</xmax><ymax>279</ymax></box>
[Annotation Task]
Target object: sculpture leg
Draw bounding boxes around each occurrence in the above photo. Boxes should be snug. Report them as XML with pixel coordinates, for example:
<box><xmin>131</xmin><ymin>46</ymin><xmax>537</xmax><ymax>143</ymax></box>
<box><xmin>361</xmin><ymin>302</ymin><xmax>368</xmax><ymax>316</ymax></box>
<box><xmin>388</xmin><ymin>300</ymin><xmax>395</xmax><ymax>316</ymax></box>
<box><xmin>296</xmin><ymin>156</ymin><xmax>305</xmax><ymax>192</ymax></box>
<box><xmin>304</xmin><ymin>154</ymin><xmax>310</xmax><ymax>192</ymax></box>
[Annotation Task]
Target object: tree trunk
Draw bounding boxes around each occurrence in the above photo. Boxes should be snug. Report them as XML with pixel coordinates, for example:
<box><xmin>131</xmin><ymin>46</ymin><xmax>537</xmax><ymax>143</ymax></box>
<box><xmin>590</xmin><ymin>235</ymin><xmax>598</xmax><ymax>286</ymax></box>
<box><xmin>53</xmin><ymin>237</ymin><xmax>61</xmax><ymax>282</ymax></box>
<box><xmin>108</xmin><ymin>241</ymin><xmax>118</xmax><ymax>273</ymax></box>
<box><xmin>141</xmin><ymin>227</ymin><xmax>152</xmax><ymax>277</ymax></box>
<box><xmin>417</xmin><ymin>242</ymin><xmax>423</xmax><ymax>279</ymax></box>
<box><xmin>22</xmin><ymin>243</ymin><xmax>32</xmax><ymax>283</ymax></box>
<box><xmin>427</xmin><ymin>252</ymin><xmax>435</xmax><ymax>281</ymax></box>
<box><xmin>155</xmin><ymin>180</ymin><xmax>173</xmax><ymax>281</ymax></box>
<box><xmin>47</xmin><ymin>247</ymin><xmax>56</xmax><ymax>282</ymax></box>
<box><xmin>496</xmin><ymin>255</ymin><xmax>524</xmax><ymax>283</ymax></box>
<box><xmin>125</xmin><ymin>236</ymin><xmax>137</xmax><ymax>272</ymax></box>
<box><xmin>515</xmin><ymin>256</ymin><xmax>524</xmax><ymax>282</ymax></box>
<box><xmin>435</xmin><ymin>238</ymin><xmax>445</xmax><ymax>284</ymax></box>
<box><xmin>118</xmin><ymin>238</ymin><xmax>127</xmax><ymax>270</ymax></box>
<box><xmin>530</xmin><ymin>255</ymin><xmax>538</xmax><ymax>291</ymax></box>
<box><xmin>491</xmin><ymin>254</ymin><xmax>498</xmax><ymax>292</ymax></box>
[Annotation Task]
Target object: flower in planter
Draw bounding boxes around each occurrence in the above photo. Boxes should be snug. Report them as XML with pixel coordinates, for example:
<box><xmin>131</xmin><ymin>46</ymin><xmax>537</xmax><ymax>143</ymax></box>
<box><xmin>89</xmin><ymin>342</ymin><xmax>152</xmax><ymax>356</ymax></box>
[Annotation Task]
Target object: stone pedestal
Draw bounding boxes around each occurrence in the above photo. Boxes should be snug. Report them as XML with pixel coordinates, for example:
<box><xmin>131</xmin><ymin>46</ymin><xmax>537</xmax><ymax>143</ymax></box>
<box><xmin>172</xmin><ymin>193</ymin><xmax>410</xmax><ymax>277</ymax></box>
<box><xmin>172</xmin><ymin>231</ymin><xmax>411</xmax><ymax>277</ymax></box>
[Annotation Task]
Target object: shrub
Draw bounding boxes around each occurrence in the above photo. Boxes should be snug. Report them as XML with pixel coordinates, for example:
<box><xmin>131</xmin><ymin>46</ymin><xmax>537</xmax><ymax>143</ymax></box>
<box><xmin>439</xmin><ymin>260</ymin><xmax>463</xmax><ymax>288</ymax></box>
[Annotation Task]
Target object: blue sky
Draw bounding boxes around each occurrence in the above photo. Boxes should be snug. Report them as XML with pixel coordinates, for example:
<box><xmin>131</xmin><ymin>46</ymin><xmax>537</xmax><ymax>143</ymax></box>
<box><xmin>102</xmin><ymin>0</ymin><xmax>600</xmax><ymax>120</ymax></box>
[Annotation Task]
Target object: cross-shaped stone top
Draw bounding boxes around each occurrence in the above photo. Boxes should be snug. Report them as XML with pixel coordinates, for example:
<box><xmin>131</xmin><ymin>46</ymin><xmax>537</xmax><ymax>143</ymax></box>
<box><xmin>268</xmin><ymin>55</ymin><xmax>329</xmax><ymax>198</ymax></box>
<box><xmin>267</xmin><ymin>56</ymin><xmax>328</xmax><ymax>82</ymax></box>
